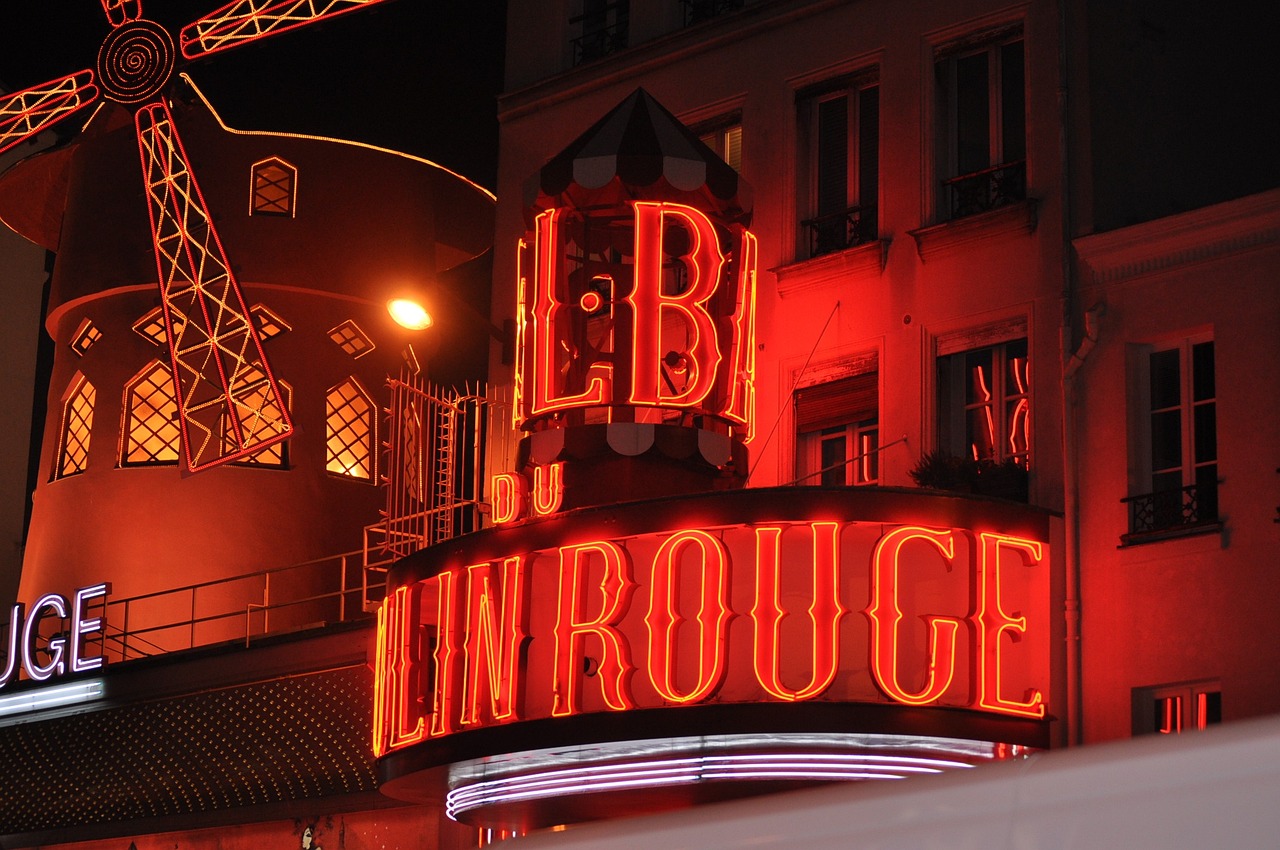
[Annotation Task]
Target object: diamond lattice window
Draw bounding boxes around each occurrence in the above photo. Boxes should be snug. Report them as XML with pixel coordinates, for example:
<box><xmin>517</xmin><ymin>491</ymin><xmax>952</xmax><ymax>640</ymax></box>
<box><xmin>250</xmin><ymin>304</ymin><xmax>291</xmax><ymax>341</ymax></box>
<box><xmin>251</xmin><ymin>157</ymin><xmax>297</xmax><ymax>216</ymax></box>
<box><xmin>122</xmin><ymin>361</ymin><xmax>181</xmax><ymax>465</ymax></box>
<box><xmin>55</xmin><ymin>375</ymin><xmax>95</xmax><ymax>479</ymax></box>
<box><xmin>70</xmin><ymin>319</ymin><xmax>103</xmax><ymax>356</ymax></box>
<box><xmin>328</xmin><ymin>320</ymin><xmax>374</xmax><ymax>359</ymax></box>
<box><xmin>132</xmin><ymin>307</ymin><xmax>184</xmax><ymax>348</ymax></box>
<box><xmin>326</xmin><ymin>378</ymin><xmax>376</xmax><ymax>480</ymax></box>
<box><xmin>225</xmin><ymin>377</ymin><xmax>291</xmax><ymax>467</ymax></box>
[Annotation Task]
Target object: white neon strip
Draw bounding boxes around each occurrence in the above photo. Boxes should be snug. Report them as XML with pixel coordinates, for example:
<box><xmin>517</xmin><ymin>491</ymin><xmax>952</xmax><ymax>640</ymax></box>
<box><xmin>0</xmin><ymin>679</ymin><xmax>104</xmax><ymax>717</ymax></box>
<box><xmin>445</xmin><ymin>752</ymin><xmax>976</xmax><ymax>821</ymax></box>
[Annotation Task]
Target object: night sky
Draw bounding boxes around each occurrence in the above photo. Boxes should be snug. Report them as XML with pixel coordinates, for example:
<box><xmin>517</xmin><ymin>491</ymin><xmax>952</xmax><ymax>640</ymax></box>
<box><xmin>0</xmin><ymin>0</ymin><xmax>507</xmax><ymax>189</ymax></box>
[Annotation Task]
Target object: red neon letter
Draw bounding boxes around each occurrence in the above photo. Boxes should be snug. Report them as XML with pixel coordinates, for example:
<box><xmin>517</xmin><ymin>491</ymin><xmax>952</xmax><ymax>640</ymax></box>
<box><xmin>627</xmin><ymin>201</ymin><xmax>725</xmax><ymax>408</ymax></box>
<box><xmin>976</xmin><ymin>532</ymin><xmax>1046</xmax><ymax>718</ymax></box>
<box><xmin>373</xmin><ymin>583</ymin><xmax>427</xmax><ymax>755</ymax></box>
<box><xmin>531</xmin><ymin>462</ymin><xmax>565</xmax><ymax>516</ymax></box>
<box><xmin>552</xmin><ymin>541</ymin><xmax>636</xmax><ymax>716</ymax></box>
<box><xmin>461</xmin><ymin>557</ymin><xmax>530</xmax><ymax>726</ymax></box>
<box><xmin>723</xmin><ymin>228</ymin><xmax>758</xmax><ymax>437</ymax></box>
<box><xmin>867</xmin><ymin>527</ymin><xmax>962</xmax><ymax>706</ymax></box>
<box><xmin>644</xmin><ymin>529</ymin><xmax>733</xmax><ymax>704</ymax></box>
<box><xmin>528</xmin><ymin>208</ymin><xmax>609</xmax><ymax>418</ymax></box>
<box><xmin>429</xmin><ymin>568</ymin><xmax>464</xmax><ymax>737</ymax></box>
<box><xmin>752</xmin><ymin>523</ymin><xmax>846</xmax><ymax>702</ymax></box>
<box><xmin>491</xmin><ymin>473</ymin><xmax>526</xmax><ymax>525</ymax></box>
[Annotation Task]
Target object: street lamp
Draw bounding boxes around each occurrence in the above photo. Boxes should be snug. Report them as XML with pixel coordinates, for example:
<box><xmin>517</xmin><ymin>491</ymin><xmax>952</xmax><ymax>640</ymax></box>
<box><xmin>387</xmin><ymin>297</ymin><xmax>433</xmax><ymax>331</ymax></box>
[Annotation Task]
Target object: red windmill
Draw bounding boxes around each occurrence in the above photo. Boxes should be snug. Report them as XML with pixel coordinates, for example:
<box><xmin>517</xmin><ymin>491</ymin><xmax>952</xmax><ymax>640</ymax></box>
<box><xmin>0</xmin><ymin>0</ymin><xmax>396</xmax><ymax>472</ymax></box>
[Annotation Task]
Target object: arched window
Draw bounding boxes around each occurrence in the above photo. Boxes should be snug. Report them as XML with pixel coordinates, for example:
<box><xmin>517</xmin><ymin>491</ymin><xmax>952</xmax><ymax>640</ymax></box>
<box><xmin>122</xmin><ymin>361</ymin><xmax>181</xmax><ymax>466</ymax></box>
<box><xmin>326</xmin><ymin>378</ymin><xmax>376</xmax><ymax>480</ymax></box>
<box><xmin>55</xmin><ymin>374</ymin><xmax>95</xmax><ymax>479</ymax></box>
<box><xmin>251</xmin><ymin>157</ymin><xmax>298</xmax><ymax>216</ymax></box>
<box><xmin>225</xmin><ymin>379</ymin><xmax>292</xmax><ymax>468</ymax></box>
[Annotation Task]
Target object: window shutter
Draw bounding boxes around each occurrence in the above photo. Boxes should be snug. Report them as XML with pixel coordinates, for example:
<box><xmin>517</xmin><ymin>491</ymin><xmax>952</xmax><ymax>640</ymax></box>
<box><xmin>795</xmin><ymin>372</ymin><xmax>878</xmax><ymax>432</ymax></box>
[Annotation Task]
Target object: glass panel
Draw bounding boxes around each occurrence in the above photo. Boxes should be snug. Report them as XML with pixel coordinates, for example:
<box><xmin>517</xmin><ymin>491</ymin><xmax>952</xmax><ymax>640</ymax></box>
<box><xmin>955</xmin><ymin>52</ymin><xmax>990</xmax><ymax>175</ymax></box>
<box><xmin>1149</xmin><ymin>409</ymin><xmax>1182</xmax><ymax>473</ymax></box>
<box><xmin>1005</xmin><ymin>337</ymin><xmax>1029</xmax><ymax>392</ymax></box>
<box><xmin>964</xmin><ymin>348</ymin><xmax>993</xmax><ymax>404</ymax></box>
<box><xmin>1192</xmin><ymin>341</ymin><xmax>1215</xmax><ymax>401</ymax></box>
<box><xmin>1194</xmin><ymin>402</ymin><xmax>1217</xmax><ymax>464</ymax></box>
<box><xmin>1156</xmin><ymin>695</ymin><xmax>1183</xmax><ymax>734</ymax></box>
<box><xmin>816</xmin><ymin>96</ymin><xmax>849</xmax><ymax>217</ymax></box>
<box><xmin>1005</xmin><ymin>397</ymin><xmax>1030</xmax><ymax>459</ymax></box>
<box><xmin>858</xmin><ymin>427</ymin><xmax>879</xmax><ymax>484</ymax></box>
<box><xmin>857</xmin><ymin>85</ymin><xmax>879</xmax><ymax>208</ymax></box>
<box><xmin>723</xmin><ymin>125</ymin><xmax>742</xmax><ymax>172</ymax></box>
<box><xmin>1149</xmin><ymin>349</ymin><xmax>1180</xmax><ymax>410</ymax></box>
<box><xmin>1000</xmin><ymin>40</ymin><xmax>1025</xmax><ymax>162</ymax></box>
<box><xmin>966</xmin><ymin>405</ymin><xmax>996</xmax><ymax>461</ymax></box>
<box><xmin>1199</xmin><ymin>690</ymin><xmax>1222</xmax><ymax>727</ymax></box>
<box><xmin>820</xmin><ymin>429</ymin><xmax>847</xmax><ymax>486</ymax></box>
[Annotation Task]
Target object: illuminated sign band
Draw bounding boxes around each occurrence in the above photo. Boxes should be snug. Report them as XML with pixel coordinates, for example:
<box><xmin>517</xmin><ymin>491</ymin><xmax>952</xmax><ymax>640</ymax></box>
<box><xmin>374</xmin><ymin>490</ymin><xmax>1052</xmax><ymax>759</ymax></box>
<box><xmin>1</xmin><ymin>583</ymin><xmax>110</xmax><ymax>691</ymax></box>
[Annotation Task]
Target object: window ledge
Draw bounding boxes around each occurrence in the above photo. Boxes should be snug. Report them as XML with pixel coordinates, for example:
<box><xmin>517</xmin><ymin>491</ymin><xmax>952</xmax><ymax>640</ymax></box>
<box><xmin>1119</xmin><ymin>521</ymin><xmax>1223</xmax><ymax>548</ymax></box>
<box><xmin>773</xmin><ymin>239</ymin><xmax>889</xmax><ymax>298</ymax></box>
<box><xmin>908</xmin><ymin>198</ymin><xmax>1038</xmax><ymax>262</ymax></box>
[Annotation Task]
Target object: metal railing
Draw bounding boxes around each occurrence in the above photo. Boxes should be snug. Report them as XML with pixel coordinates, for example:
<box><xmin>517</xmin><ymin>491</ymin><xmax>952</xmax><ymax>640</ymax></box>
<box><xmin>681</xmin><ymin>0</ymin><xmax>745</xmax><ymax>26</ymax></box>
<box><xmin>1123</xmin><ymin>482</ymin><xmax>1219</xmax><ymax>537</ymax></box>
<box><xmin>942</xmin><ymin>159</ymin><xmax>1026</xmax><ymax>220</ymax></box>
<box><xmin>801</xmin><ymin>203</ymin><xmax>878</xmax><ymax>258</ymax></box>
<box><xmin>570</xmin><ymin>2</ymin><xmax>629</xmax><ymax>65</ymax></box>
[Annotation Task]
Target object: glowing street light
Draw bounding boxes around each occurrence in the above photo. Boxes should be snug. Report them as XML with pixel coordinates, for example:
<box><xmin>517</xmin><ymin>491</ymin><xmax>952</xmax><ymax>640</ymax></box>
<box><xmin>387</xmin><ymin>298</ymin><xmax>433</xmax><ymax>330</ymax></box>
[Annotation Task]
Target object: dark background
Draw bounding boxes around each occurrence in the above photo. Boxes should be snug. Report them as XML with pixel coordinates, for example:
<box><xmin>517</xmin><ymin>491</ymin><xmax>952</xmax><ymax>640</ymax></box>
<box><xmin>0</xmin><ymin>0</ymin><xmax>507</xmax><ymax>189</ymax></box>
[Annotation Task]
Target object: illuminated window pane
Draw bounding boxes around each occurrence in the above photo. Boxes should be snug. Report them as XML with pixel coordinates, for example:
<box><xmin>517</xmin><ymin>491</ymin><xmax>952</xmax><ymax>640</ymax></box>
<box><xmin>250</xmin><ymin>303</ymin><xmax>290</xmax><ymax>341</ymax></box>
<box><xmin>252</xmin><ymin>157</ymin><xmax>297</xmax><ymax>216</ymax></box>
<box><xmin>70</xmin><ymin>318</ymin><xmax>103</xmax><ymax>356</ymax></box>
<box><xmin>225</xmin><ymin>377</ymin><xmax>291</xmax><ymax>467</ymax></box>
<box><xmin>938</xmin><ymin>338</ymin><xmax>1029</xmax><ymax>468</ymax></box>
<box><xmin>328</xmin><ymin>319</ymin><xmax>375</xmax><ymax>359</ymax></box>
<box><xmin>1134</xmin><ymin>681</ymin><xmax>1221</xmax><ymax>735</ymax></box>
<box><xmin>699</xmin><ymin>122</ymin><xmax>742</xmax><ymax>172</ymax></box>
<box><xmin>795</xmin><ymin>371</ymin><xmax>879</xmax><ymax>486</ymax></box>
<box><xmin>56</xmin><ymin>376</ymin><xmax>95</xmax><ymax>479</ymax></box>
<box><xmin>122</xmin><ymin>361</ymin><xmax>181</xmax><ymax>465</ymax></box>
<box><xmin>326</xmin><ymin>378</ymin><xmax>376</xmax><ymax>480</ymax></box>
<box><xmin>132</xmin><ymin>307</ymin><xmax>183</xmax><ymax>347</ymax></box>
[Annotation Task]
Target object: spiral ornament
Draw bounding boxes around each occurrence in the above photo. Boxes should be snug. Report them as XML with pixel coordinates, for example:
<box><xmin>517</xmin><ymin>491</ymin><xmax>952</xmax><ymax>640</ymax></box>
<box><xmin>96</xmin><ymin>19</ymin><xmax>176</xmax><ymax>104</ymax></box>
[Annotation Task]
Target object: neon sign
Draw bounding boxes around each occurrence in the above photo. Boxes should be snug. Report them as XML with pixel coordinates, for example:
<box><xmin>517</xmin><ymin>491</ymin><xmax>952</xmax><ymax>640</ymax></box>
<box><xmin>513</xmin><ymin>202</ymin><xmax>758</xmax><ymax>433</ymax></box>
<box><xmin>1</xmin><ymin>583</ymin><xmax>110</xmax><ymax>690</ymax></box>
<box><xmin>373</xmin><ymin>503</ymin><xmax>1050</xmax><ymax>757</ymax></box>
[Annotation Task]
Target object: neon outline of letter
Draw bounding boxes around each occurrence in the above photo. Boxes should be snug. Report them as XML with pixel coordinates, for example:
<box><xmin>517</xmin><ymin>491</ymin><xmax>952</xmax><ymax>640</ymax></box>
<box><xmin>528</xmin><ymin>208</ymin><xmax>609</xmax><ymax>418</ymax></box>
<box><xmin>377</xmin><ymin>583</ymin><xmax>428</xmax><ymax>751</ymax></box>
<box><xmin>531</xmin><ymin>462</ymin><xmax>565</xmax><ymax>516</ymax></box>
<box><xmin>70</xmin><ymin>583</ymin><xmax>109</xmax><ymax>674</ymax></box>
<box><xmin>723</xmin><ymin>227</ymin><xmax>758</xmax><ymax>438</ymax></box>
<box><xmin>627</xmin><ymin>201</ymin><xmax>726</xmax><ymax>408</ymax></box>
<box><xmin>491</xmin><ymin>472</ymin><xmax>526</xmax><ymax>525</ymax></box>
<box><xmin>867</xmin><ymin>526</ymin><xmax>961</xmax><ymax>706</ymax></box>
<box><xmin>461</xmin><ymin>557</ymin><xmax>530</xmax><ymax>726</ymax></box>
<box><xmin>752</xmin><ymin>523</ymin><xmax>846</xmax><ymax>701</ymax></box>
<box><xmin>22</xmin><ymin>593</ymin><xmax>68</xmax><ymax>682</ymax></box>
<box><xmin>552</xmin><ymin>540</ymin><xmax>636</xmax><ymax>716</ymax></box>
<box><xmin>430</xmin><ymin>568</ymin><xmax>464</xmax><ymax>737</ymax></box>
<box><xmin>644</xmin><ymin>529</ymin><xmax>733</xmax><ymax>704</ymax></box>
<box><xmin>0</xmin><ymin>604</ymin><xmax>22</xmax><ymax>688</ymax></box>
<box><xmin>513</xmin><ymin>237</ymin><xmax>528</xmax><ymax>429</ymax></box>
<box><xmin>976</xmin><ymin>532</ymin><xmax>1046</xmax><ymax>718</ymax></box>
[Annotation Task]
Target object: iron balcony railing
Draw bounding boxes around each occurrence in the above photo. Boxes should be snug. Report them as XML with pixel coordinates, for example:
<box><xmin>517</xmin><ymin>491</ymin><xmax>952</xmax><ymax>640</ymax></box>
<box><xmin>942</xmin><ymin>159</ymin><xmax>1026</xmax><ymax>220</ymax></box>
<box><xmin>801</xmin><ymin>203</ymin><xmax>878</xmax><ymax>259</ymax></box>
<box><xmin>1122</xmin><ymin>482</ymin><xmax>1219</xmax><ymax>538</ymax></box>
<box><xmin>570</xmin><ymin>2</ymin><xmax>629</xmax><ymax>65</ymax></box>
<box><xmin>680</xmin><ymin>0</ymin><xmax>745</xmax><ymax>27</ymax></box>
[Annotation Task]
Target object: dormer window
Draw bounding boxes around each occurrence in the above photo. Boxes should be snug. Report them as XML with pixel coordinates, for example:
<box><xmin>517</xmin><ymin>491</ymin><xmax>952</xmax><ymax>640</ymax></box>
<box><xmin>251</xmin><ymin>157</ymin><xmax>297</xmax><ymax>217</ymax></box>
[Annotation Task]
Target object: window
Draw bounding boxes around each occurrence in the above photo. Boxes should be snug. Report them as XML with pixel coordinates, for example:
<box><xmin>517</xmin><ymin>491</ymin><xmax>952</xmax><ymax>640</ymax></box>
<box><xmin>55</xmin><ymin>375</ymin><xmax>95</xmax><ymax>479</ymax></box>
<box><xmin>70</xmin><ymin>318</ymin><xmax>102</xmax><ymax>356</ymax></box>
<box><xmin>935</xmin><ymin>30</ymin><xmax>1025</xmax><ymax>220</ymax></box>
<box><xmin>795</xmin><ymin>372</ymin><xmax>878</xmax><ymax>486</ymax></box>
<box><xmin>251</xmin><ymin>157</ymin><xmax>297</xmax><ymax>217</ymax></box>
<box><xmin>937</xmin><ymin>338</ymin><xmax>1029</xmax><ymax>468</ymax></box>
<box><xmin>326</xmin><ymin>378</ymin><xmax>376</xmax><ymax>481</ymax></box>
<box><xmin>225</xmin><ymin>379</ymin><xmax>291</xmax><ymax>468</ymax></box>
<box><xmin>1133</xmin><ymin>681</ymin><xmax>1221</xmax><ymax>735</ymax></box>
<box><xmin>328</xmin><ymin>319</ymin><xmax>375</xmax><ymax>359</ymax></box>
<box><xmin>681</xmin><ymin>0</ymin><xmax>744</xmax><ymax>27</ymax></box>
<box><xmin>570</xmin><ymin>0</ymin><xmax>629</xmax><ymax>65</ymax></box>
<box><xmin>798</xmin><ymin>74</ymin><xmax>879</xmax><ymax>258</ymax></box>
<box><xmin>699</xmin><ymin>122</ymin><xmax>742</xmax><ymax>172</ymax></box>
<box><xmin>1125</xmin><ymin>338</ymin><xmax>1218</xmax><ymax>537</ymax></box>
<box><xmin>122</xmin><ymin>361</ymin><xmax>181</xmax><ymax>465</ymax></box>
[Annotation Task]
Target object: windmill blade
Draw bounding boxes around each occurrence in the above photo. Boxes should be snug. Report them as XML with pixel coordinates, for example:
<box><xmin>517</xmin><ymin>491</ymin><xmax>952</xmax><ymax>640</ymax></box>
<box><xmin>135</xmin><ymin>100</ymin><xmax>293</xmax><ymax>472</ymax></box>
<box><xmin>0</xmin><ymin>71</ymin><xmax>99</xmax><ymax>158</ymax></box>
<box><xmin>179</xmin><ymin>0</ymin><xmax>394</xmax><ymax>60</ymax></box>
<box><xmin>100</xmin><ymin>0</ymin><xmax>144</xmax><ymax>28</ymax></box>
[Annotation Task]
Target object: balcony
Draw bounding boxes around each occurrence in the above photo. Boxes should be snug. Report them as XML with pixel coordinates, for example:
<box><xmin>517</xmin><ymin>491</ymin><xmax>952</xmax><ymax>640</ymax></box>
<box><xmin>801</xmin><ymin>203</ymin><xmax>878</xmax><ymax>259</ymax></box>
<box><xmin>1122</xmin><ymin>482</ymin><xmax>1220</xmax><ymax>544</ymax></box>
<box><xmin>681</xmin><ymin>0</ymin><xmax>745</xmax><ymax>27</ymax></box>
<box><xmin>570</xmin><ymin>2</ymin><xmax>630</xmax><ymax>65</ymax></box>
<box><xmin>943</xmin><ymin>159</ymin><xmax>1026</xmax><ymax>220</ymax></box>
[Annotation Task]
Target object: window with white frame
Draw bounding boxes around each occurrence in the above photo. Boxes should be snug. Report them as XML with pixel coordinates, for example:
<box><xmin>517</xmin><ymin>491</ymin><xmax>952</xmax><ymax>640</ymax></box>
<box><xmin>1133</xmin><ymin>681</ymin><xmax>1222</xmax><ymax>735</ymax></box>
<box><xmin>699</xmin><ymin>121</ymin><xmax>742</xmax><ymax>172</ymax></box>
<box><xmin>797</xmin><ymin>72</ymin><xmax>879</xmax><ymax>259</ymax></box>
<box><xmin>1125</xmin><ymin>337</ymin><xmax>1218</xmax><ymax>537</ymax></box>
<box><xmin>936</xmin><ymin>337</ymin><xmax>1029</xmax><ymax>469</ymax></box>
<box><xmin>935</xmin><ymin>27</ymin><xmax>1025</xmax><ymax>220</ymax></box>
<box><xmin>795</xmin><ymin>372</ymin><xmax>879</xmax><ymax>486</ymax></box>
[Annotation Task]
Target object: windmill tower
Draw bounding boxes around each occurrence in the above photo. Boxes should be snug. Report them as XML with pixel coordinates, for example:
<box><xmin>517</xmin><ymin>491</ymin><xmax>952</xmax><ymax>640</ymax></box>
<box><xmin>0</xmin><ymin>1</ymin><xmax>494</xmax><ymax>643</ymax></box>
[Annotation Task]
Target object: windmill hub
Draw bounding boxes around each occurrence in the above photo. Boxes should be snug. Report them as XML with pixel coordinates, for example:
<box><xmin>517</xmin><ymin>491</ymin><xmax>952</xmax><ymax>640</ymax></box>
<box><xmin>96</xmin><ymin>19</ymin><xmax>176</xmax><ymax>105</ymax></box>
